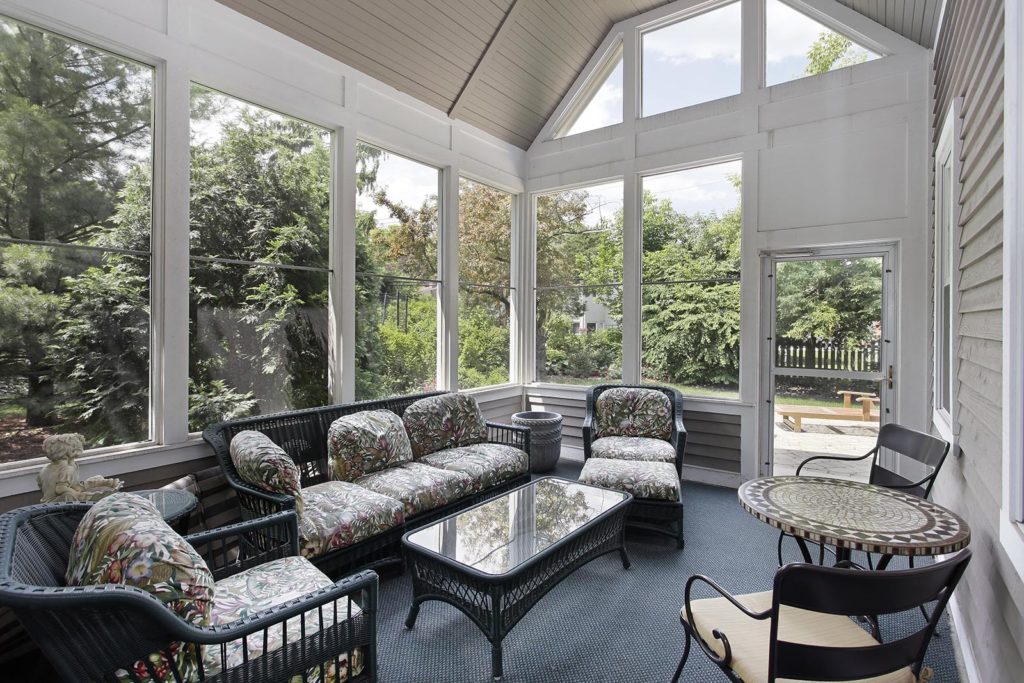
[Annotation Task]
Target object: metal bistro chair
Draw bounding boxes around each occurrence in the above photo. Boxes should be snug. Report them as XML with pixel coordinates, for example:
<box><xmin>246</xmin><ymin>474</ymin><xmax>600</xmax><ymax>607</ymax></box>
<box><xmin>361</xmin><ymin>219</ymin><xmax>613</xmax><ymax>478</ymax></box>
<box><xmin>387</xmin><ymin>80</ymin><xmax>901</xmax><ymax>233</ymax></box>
<box><xmin>671</xmin><ymin>550</ymin><xmax>971</xmax><ymax>683</ymax></box>
<box><xmin>778</xmin><ymin>423</ymin><xmax>951</xmax><ymax>567</ymax></box>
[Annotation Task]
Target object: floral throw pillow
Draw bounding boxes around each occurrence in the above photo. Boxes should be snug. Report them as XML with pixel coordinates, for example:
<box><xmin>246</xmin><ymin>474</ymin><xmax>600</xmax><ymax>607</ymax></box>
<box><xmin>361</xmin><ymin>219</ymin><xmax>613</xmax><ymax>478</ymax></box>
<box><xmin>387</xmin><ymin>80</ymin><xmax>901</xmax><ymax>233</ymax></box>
<box><xmin>229</xmin><ymin>430</ymin><xmax>304</xmax><ymax>515</ymax></box>
<box><xmin>402</xmin><ymin>393</ymin><xmax>488</xmax><ymax>459</ymax></box>
<box><xmin>65</xmin><ymin>492</ymin><xmax>215</xmax><ymax>681</ymax></box>
<box><xmin>594</xmin><ymin>387</ymin><xmax>673</xmax><ymax>441</ymax></box>
<box><xmin>327</xmin><ymin>410</ymin><xmax>414</xmax><ymax>482</ymax></box>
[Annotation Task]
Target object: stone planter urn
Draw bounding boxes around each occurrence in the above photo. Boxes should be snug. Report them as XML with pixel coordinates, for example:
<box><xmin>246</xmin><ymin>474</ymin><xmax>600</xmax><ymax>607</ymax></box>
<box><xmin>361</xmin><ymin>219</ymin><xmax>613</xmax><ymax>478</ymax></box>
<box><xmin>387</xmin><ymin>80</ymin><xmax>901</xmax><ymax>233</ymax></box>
<box><xmin>511</xmin><ymin>411</ymin><xmax>563</xmax><ymax>473</ymax></box>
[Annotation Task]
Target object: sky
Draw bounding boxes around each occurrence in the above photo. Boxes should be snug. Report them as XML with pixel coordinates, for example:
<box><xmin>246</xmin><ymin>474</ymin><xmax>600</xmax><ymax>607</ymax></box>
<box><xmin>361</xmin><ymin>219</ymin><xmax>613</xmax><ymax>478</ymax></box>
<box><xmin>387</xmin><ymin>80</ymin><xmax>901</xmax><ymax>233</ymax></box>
<box><xmin>356</xmin><ymin>145</ymin><xmax>440</xmax><ymax>227</ymax></box>
<box><xmin>566</xmin><ymin>0</ymin><xmax>880</xmax><ymax>133</ymax></box>
<box><xmin>643</xmin><ymin>160</ymin><xmax>742</xmax><ymax>217</ymax></box>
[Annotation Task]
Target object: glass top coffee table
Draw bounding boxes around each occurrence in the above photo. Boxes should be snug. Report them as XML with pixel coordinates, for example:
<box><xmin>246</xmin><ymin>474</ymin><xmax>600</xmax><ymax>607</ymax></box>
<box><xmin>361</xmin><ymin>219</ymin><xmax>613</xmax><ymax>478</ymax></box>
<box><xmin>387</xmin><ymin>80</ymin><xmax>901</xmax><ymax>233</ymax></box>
<box><xmin>402</xmin><ymin>476</ymin><xmax>632</xmax><ymax>680</ymax></box>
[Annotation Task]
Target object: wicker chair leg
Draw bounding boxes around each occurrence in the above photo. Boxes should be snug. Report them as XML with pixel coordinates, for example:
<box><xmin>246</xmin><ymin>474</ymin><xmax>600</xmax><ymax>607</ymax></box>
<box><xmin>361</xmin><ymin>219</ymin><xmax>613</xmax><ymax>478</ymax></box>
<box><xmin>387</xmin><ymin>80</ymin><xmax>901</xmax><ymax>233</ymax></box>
<box><xmin>671</xmin><ymin>621</ymin><xmax>693</xmax><ymax>683</ymax></box>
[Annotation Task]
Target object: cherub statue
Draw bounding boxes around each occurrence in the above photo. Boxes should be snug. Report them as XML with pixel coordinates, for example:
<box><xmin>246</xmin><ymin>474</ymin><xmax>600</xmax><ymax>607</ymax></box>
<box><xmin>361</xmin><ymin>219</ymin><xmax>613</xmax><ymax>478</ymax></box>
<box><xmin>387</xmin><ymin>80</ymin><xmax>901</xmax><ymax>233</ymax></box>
<box><xmin>37</xmin><ymin>434</ymin><xmax>124</xmax><ymax>503</ymax></box>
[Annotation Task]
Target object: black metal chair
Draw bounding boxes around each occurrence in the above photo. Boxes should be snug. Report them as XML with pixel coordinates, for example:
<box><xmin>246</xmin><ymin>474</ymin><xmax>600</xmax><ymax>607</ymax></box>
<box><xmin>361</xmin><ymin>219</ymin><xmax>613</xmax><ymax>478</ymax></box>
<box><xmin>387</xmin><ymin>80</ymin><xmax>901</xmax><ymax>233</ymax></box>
<box><xmin>671</xmin><ymin>550</ymin><xmax>971</xmax><ymax>683</ymax></box>
<box><xmin>0</xmin><ymin>503</ymin><xmax>378</xmax><ymax>682</ymax></box>
<box><xmin>778</xmin><ymin>423</ymin><xmax>951</xmax><ymax>567</ymax></box>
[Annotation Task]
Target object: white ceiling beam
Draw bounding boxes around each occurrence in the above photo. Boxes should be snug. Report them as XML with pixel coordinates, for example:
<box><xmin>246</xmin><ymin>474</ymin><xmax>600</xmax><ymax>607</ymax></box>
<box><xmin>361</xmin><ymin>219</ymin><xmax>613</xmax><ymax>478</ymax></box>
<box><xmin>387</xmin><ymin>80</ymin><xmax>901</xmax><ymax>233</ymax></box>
<box><xmin>448</xmin><ymin>0</ymin><xmax>523</xmax><ymax>119</ymax></box>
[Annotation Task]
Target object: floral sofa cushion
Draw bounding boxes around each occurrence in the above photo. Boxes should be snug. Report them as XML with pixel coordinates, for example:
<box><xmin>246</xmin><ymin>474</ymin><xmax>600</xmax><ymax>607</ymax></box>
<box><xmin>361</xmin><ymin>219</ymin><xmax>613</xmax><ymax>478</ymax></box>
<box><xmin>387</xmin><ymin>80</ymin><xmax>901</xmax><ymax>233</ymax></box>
<box><xmin>355</xmin><ymin>462</ymin><xmax>475</xmax><ymax>516</ymax></box>
<box><xmin>579</xmin><ymin>459</ymin><xmax>680</xmax><ymax>501</ymax></box>
<box><xmin>403</xmin><ymin>393</ymin><xmax>488</xmax><ymax>458</ymax></box>
<box><xmin>419</xmin><ymin>443</ymin><xmax>528</xmax><ymax>491</ymax></box>
<box><xmin>327</xmin><ymin>409</ymin><xmax>414</xmax><ymax>482</ymax></box>
<box><xmin>594</xmin><ymin>387</ymin><xmax>673</xmax><ymax>440</ymax></box>
<box><xmin>591</xmin><ymin>436</ymin><xmax>676</xmax><ymax>464</ymax></box>
<box><xmin>65</xmin><ymin>492</ymin><xmax>216</xmax><ymax>682</ymax></box>
<box><xmin>229</xmin><ymin>430</ymin><xmax>304</xmax><ymax>515</ymax></box>
<box><xmin>299</xmin><ymin>480</ymin><xmax>405</xmax><ymax>559</ymax></box>
<box><xmin>206</xmin><ymin>555</ymin><xmax>364</xmax><ymax>681</ymax></box>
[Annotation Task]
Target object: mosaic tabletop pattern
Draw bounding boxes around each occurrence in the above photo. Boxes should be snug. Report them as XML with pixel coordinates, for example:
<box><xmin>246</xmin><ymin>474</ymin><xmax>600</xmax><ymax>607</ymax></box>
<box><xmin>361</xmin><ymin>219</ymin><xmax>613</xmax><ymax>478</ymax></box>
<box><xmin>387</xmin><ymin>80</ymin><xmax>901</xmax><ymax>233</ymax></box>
<box><xmin>739</xmin><ymin>476</ymin><xmax>971</xmax><ymax>556</ymax></box>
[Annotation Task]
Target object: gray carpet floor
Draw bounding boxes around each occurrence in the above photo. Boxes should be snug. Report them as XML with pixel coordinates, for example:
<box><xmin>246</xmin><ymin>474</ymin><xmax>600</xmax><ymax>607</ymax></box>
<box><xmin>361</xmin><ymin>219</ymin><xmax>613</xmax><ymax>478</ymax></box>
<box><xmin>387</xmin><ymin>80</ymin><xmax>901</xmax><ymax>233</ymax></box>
<box><xmin>375</xmin><ymin>461</ymin><xmax>961</xmax><ymax>682</ymax></box>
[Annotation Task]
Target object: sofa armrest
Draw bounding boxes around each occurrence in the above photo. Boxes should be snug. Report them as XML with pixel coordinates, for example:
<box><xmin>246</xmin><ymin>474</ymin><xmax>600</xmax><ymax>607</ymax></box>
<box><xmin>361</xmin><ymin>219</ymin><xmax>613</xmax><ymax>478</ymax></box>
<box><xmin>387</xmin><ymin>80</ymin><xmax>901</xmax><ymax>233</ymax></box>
<box><xmin>671</xmin><ymin>414</ymin><xmax>687</xmax><ymax>474</ymax></box>
<box><xmin>486</xmin><ymin>421</ymin><xmax>531</xmax><ymax>454</ymax></box>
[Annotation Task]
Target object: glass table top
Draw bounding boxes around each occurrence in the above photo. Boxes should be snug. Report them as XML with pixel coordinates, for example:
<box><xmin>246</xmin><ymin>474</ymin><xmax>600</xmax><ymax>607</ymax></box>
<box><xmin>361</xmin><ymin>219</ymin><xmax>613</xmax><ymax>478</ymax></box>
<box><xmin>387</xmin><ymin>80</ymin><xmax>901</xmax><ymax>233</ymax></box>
<box><xmin>404</xmin><ymin>478</ymin><xmax>630</xmax><ymax>575</ymax></box>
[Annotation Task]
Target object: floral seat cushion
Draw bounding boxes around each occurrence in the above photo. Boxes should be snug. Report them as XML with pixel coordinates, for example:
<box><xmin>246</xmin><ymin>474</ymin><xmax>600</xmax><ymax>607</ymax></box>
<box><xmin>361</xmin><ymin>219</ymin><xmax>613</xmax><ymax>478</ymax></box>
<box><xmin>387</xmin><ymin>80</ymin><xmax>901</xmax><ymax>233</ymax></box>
<box><xmin>65</xmin><ymin>493</ymin><xmax>216</xmax><ymax>682</ymax></box>
<box><xmin>579</xmin><ymin>458</ymin><xmax>680</xmax><ymax>501</ymax></box>
<box><xmin>591</xmin><ymin>436</ymin><xmax>676</xmax><ymax>463</ymax></box>
<box><xmin>229</xmin><ymin>430</ymin><xmax>304</xmax><ymax>515</ymax></box>
<box><xmin>327</xmin><ymin>409</ymin><xmax>414</xmax><ymax>482</ymax></box>
<box><xmin>355</xmin><ymin>462</ymin><xmax>474</xmax><ymax>516</ymax></box>
<box><xmin>419</xmin><ymin>443</ymin><xmax>529</xmax><ymax>490</ymax></box>
<box><xmin>403</xmin><ymin>393</ymin><xmax>488</xmax><ymax>458</ymax></box>
<box><xmin>594</xmin><ymin>387</ymin><xmax>673</xmax><ymax>440</ymax></box>
<box><xmin>299</xmin><ymin>480</ymin><xmax>405</xmax><ymax>559</ymax></box>
<box><xmin>206</xmin><ymin>555</ymin><xmax>364</xmax><ymax>682</ymax></box>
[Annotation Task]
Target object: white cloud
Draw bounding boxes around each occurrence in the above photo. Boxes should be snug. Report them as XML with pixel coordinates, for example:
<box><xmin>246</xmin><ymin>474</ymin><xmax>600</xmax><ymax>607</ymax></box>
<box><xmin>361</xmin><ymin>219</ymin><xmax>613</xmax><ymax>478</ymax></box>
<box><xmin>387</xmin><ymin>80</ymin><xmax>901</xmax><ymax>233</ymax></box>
<box><xmin>642</xmin><ymin>2</ymin><xmax>742</xmax><ymax>66</ymax></box>
<box><xmin>357</xmin><ymin>150</ymin><xmax>440</xmax><ymax>225</ymax></box>
<box><xmin>643</xmin><ymin>160</ymin><xmax>741</xmax><ymax>215</ymax></box>
<box><xmin>565</xmin><ymin>58</ymin><xmax>623</xmax><ymax>136</ymax></box>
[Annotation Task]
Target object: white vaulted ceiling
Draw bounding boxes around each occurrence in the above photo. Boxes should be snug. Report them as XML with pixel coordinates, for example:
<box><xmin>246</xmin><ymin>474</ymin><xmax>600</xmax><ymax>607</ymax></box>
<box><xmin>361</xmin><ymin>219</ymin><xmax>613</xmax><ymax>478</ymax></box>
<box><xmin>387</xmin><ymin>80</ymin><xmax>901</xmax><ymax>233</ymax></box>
<box><xmin>216</xmin><ymin>0</ymin><xmax>945</xmax><ymax>148</ymax></box>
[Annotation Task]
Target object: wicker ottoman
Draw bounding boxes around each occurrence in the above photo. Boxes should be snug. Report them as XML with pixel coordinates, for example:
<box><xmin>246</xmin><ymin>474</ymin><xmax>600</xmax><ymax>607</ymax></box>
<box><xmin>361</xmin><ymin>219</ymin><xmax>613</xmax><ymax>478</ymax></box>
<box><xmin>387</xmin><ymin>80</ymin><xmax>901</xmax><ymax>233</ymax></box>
<box><xmin>579</xmin><ymin>458</ymin><xmax>684</xmax><ymax>549</ymax></box>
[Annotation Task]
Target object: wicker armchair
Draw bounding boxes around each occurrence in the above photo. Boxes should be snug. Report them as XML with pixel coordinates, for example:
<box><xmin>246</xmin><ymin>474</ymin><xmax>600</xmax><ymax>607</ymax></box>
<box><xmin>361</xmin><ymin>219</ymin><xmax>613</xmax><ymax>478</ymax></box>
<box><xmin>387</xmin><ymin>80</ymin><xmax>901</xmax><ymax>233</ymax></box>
<box><xmin>580</xmin><ymin>384</ymin><xmax>687</xmax><ymax>547</ymax></box>
<box><xmin>582</xmin><ymin>384</ymin><xmax>687</xmax><ymax>476</ymax></box>
<box><xmin>0</xmin><ymin>504</ymin><xmax>377</xmax><ymax>683</ymax></box>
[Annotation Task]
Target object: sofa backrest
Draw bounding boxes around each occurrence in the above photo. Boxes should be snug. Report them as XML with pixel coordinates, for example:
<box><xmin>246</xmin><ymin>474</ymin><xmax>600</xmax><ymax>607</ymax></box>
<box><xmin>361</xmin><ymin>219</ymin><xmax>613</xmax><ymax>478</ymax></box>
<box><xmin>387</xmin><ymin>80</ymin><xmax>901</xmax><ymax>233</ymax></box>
<box><xmin>594</xmin><ymin>386</ymin><xmax>673</xmax><ymax>440</ymax></box>
<box><xmin>327</xmin><ymin>410</ymin><xmax>414</xmax><ymax>482</ymax></box>
<box><xmin>203</xmin><ymin>391</ymin><xmax>446</xmax><ymax>491</ymax></box>
<box><xmin>402</xmin><ymin>393</ymin><xmax>487</xmax><ymax>458</ymax></box>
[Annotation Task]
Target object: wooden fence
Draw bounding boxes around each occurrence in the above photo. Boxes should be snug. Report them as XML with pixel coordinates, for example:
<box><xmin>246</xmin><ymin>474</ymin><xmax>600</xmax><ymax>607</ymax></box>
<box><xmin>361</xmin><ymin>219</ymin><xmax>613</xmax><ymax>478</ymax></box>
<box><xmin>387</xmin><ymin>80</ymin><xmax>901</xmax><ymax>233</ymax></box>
<box><xmin>774</xmin><ymin>338</ymin><xmax>881</xmax><ymax>373</ymax></box>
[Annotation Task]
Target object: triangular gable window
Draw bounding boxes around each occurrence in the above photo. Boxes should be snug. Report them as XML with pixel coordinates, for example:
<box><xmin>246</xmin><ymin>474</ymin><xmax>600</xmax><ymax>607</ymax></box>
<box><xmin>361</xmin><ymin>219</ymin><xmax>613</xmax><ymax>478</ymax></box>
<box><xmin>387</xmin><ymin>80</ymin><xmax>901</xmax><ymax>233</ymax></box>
<box><xmin>766</xmin><ymin>0</ymin><xmax>881</xmax><ymax>86</ymax></box>
<box><xmin>556</xmin><ymin>44</ymin><xmax>623</xmax><ymax>138</ymax></box>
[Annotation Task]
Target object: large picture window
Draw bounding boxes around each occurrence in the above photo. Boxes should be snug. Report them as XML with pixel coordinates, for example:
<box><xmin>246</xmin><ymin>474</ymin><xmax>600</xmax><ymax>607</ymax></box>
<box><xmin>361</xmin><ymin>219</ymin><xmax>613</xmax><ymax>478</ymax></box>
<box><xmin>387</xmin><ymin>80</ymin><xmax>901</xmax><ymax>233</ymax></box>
<box><xmin>641</xmin><ymin>161</ymin><xmax>741</xmax><ymax>399</ymax></box>
<box><xmin>459</xmin><ymin>179</ymin><xmax>513</xmax><ymax>389</ymax></box>
<box><xmin>535</xmin><ymin>181</ymin><xmax>623</xmax><ymax>385</ymax></box>
<box><xmin>0</xmin><ymin>17</ymin><xmax>153</xmax><ymax>461</ymax></box>
<box><xmin>188</xmin><ymin>86</ymin><xmax>331</xmax><ymax>430</ymax></box>
<box><xmin>355</xmin><ymin>143</ymin><xmax>441</xmax><ymax>400</ymax></box>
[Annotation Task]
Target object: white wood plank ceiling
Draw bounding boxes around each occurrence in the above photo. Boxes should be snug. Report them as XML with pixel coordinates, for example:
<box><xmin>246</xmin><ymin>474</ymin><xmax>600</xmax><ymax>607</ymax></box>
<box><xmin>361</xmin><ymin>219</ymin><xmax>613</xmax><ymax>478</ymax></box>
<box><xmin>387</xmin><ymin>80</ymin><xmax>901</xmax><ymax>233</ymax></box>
<box><xmin>216</xmin><ymin>0</ymin><xmax>945</xmax><ymax>148</ymax></box>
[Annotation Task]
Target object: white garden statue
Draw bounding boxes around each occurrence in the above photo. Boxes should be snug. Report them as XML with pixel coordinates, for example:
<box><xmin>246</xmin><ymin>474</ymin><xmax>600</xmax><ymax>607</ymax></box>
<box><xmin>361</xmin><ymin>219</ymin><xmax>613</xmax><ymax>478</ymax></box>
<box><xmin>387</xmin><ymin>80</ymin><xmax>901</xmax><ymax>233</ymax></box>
<box><xmin>37</xmin><ymin>433</ymin><xmax>124</xmax><ymax>503</ymax></box>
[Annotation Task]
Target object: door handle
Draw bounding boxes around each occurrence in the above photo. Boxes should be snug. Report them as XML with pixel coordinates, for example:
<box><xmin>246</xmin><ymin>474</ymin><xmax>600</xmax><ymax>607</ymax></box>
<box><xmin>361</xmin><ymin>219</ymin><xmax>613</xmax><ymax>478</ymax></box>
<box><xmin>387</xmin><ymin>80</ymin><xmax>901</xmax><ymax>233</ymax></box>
<box><xmin>887</xmin><ymin>365</ymin><xmax>894</xmax><ymax>389</ymax></box>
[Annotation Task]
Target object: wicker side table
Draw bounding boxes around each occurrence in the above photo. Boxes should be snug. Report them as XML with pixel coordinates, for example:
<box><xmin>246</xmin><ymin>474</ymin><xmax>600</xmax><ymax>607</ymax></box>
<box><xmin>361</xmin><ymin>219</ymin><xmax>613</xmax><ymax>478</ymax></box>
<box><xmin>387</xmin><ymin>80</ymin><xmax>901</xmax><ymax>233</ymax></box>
<box><xmin>511</xmin><ymin>411</ymin><xmax>562</xmax><ymax>473</ymax></box>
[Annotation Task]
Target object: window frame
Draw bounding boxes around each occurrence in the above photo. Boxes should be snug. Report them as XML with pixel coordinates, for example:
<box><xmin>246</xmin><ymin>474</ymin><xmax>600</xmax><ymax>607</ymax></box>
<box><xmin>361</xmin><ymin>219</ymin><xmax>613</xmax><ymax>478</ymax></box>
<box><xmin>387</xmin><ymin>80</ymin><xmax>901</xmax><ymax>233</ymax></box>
<box><xmin>638</xmin><ymin>0</ymin><xmax>743</xmax><ymax>119</ymax></box>
<box><xmin>352</xmin><ymin>139</ymin><xmax>444</xmax><ymax>400</ymax></box>
<box><xmin>762</xmin><ymin>0</ymin><xmax>887</xmax><ymax>89</ymax></box>
<box><xmin>531</xmin><ymin>178</ymin><xmax>626</xmax><ymax>386</ymax></box>
<box><xmin>0</xmin><ymin>14</ymin><xmax>160</xmax><ymax>462</ymax></box>
<box><xmin>638</xmin><ymin>156</ymin><xmax>744</xmax><ymax>402</ymax></box>
<box><xmin>553</xmin><ymin>39</ymin><xmax>624</xmax><ymax>139</ymax></box>
<box><xmin>931</xmin><ymin>101</ymin><xmax>961</xmax><ymax>447</ymax></box>
<box><xmin>456</xmin><ymin>176</ymin><xmax>516</xmax><ymax>390</ymax></box>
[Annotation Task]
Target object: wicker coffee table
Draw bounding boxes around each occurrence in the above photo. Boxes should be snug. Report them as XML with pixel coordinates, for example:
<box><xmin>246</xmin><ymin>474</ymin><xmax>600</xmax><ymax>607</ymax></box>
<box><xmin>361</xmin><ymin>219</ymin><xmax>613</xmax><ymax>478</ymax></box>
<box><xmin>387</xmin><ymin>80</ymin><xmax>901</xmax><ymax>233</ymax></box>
<box><xmin>402</xmin><ymin>477</ymin><xmax>632</xmax><ymax>680</ymax></box>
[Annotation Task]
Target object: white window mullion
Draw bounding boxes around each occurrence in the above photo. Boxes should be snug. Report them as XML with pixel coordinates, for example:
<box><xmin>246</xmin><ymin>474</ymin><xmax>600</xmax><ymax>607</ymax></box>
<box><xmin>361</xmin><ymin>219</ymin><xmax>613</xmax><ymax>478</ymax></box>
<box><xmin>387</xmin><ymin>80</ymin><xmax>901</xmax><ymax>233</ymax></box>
<box><xmin>155</xmin><ymin>59</ymin><xmax>191</xmax><ymax>445</ymax></box>
<box><xmin>334</xmin><ymin>127</ymin><xmax>357</xmax><ymax>403</ymax></box>
<box><xmin>622</xmin><ymin>173</ymin><xmax>642</xmax><ymax>383</ymax></box>
<box><xmin>439</xmin><ymin>166</ymin><xmax>460</xmax><ymax>390</ymax></box>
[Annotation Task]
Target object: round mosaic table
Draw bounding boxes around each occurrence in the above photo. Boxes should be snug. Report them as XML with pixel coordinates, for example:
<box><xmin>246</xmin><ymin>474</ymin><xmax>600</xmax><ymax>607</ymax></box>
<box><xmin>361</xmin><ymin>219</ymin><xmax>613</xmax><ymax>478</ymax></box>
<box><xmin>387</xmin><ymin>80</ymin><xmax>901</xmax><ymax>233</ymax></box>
<box><xmin>738</xmin><ymin>476</ymin><xmax>970</xmax><ymax>557</ymax></box>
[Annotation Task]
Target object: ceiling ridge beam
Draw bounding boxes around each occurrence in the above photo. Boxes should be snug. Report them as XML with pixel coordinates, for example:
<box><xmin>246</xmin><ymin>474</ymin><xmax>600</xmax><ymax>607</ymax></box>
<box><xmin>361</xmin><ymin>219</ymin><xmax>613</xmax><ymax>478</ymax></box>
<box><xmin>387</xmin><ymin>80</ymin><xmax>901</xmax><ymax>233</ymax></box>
<box><xmin>448</xmin><ymin>0</ymin><xmax>524</xmax><ymax>119</ymax></box>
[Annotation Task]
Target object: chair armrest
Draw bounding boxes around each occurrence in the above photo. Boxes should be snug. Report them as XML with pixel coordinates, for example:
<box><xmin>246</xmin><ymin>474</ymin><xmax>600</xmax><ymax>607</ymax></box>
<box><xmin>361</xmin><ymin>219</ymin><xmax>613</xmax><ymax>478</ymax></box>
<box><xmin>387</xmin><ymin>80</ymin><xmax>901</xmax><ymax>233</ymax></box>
<box><xmin>582</xmin><ymin>415</ymin><xmax>594</xmax><ymax>460</ymax></box>
<box><xmin>486</xmin><ymin>422</ymin><xmax>530</xmax><ymax>454</ymax></box>
<box><xmin>671</xmin><ymin>414</ymin><xmax>687</xmax><ymax>474</ymax></box>
<box><xmin>185</xmin><ymin>511</ymin><xmax>299</xmax><ymax>580</ymax></box>
<box><xmin>796</xmin><ymin>449</ymin><xmax>875</xmax><ymax>476</ymax></box>
<box><xmin>683</xmin><ymin>574</ymin><xmax>771</xmax><ymax>668</ymax></box>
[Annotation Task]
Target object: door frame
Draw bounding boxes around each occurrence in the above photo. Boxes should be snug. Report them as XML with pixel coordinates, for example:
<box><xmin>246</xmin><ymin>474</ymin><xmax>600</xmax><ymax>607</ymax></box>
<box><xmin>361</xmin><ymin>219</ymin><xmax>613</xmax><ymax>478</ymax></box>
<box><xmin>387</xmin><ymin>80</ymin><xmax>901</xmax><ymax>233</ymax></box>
<box><xmin>758</xmin><ymin>243</ymin><xmax>899</xmax><ymax>477</ymax></box>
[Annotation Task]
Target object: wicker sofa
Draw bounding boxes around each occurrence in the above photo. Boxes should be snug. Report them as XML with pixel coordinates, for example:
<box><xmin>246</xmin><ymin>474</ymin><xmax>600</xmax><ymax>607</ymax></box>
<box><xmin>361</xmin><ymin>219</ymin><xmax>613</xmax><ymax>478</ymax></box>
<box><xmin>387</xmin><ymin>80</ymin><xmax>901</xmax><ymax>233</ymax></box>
<box><xmin>203</xmin><ymin>391</ymin><xmax>531</xmax><ymax>577</ymax></box>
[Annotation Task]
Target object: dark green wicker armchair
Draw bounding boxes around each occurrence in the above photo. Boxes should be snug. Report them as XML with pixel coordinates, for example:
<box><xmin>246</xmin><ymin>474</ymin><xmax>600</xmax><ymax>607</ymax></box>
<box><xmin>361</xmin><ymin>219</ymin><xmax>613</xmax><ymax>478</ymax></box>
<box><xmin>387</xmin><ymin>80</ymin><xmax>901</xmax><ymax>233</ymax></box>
<box><xmin>0</xmin><ymin>504</ymin><xmax>377</xmax><ymax>682</ymax></box>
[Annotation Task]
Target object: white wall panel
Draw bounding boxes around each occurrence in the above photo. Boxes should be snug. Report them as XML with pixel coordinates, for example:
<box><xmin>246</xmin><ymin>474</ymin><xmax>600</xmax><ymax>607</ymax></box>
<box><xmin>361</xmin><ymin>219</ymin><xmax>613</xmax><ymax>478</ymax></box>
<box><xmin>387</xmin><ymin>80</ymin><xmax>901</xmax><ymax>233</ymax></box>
<box><xmin>758</xmin><ymin>123</ymin><xmax>909</xmax><ymax>231</ymax></box>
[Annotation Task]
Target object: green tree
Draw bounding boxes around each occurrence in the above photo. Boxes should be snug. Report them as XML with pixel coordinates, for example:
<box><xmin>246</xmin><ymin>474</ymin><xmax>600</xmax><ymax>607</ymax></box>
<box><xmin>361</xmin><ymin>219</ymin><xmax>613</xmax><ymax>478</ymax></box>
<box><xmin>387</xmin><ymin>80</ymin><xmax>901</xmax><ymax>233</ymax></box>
<box><xmin>805</xmin><ymin>31</ymin><xmax>869</xmax><ymax>76</ymax></box>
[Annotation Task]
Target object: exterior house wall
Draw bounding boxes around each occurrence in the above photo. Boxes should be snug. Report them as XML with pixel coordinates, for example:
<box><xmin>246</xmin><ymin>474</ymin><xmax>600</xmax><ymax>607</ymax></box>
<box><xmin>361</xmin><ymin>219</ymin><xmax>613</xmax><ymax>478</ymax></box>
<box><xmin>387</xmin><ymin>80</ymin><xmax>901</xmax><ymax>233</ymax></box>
<box><xmin>929</xmin><ymin>0</ymin><xmax>1024</xmax><ymax>679</ymax></box>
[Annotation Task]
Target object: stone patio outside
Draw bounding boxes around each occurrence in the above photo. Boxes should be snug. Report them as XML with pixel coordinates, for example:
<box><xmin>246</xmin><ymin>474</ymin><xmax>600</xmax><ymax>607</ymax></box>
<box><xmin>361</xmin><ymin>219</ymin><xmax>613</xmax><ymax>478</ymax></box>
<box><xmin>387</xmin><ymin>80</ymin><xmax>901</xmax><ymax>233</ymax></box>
<box><xmin>772</xmin><ymin>417</ymin><xmax>878</xmax><ymax>483</ymax></box>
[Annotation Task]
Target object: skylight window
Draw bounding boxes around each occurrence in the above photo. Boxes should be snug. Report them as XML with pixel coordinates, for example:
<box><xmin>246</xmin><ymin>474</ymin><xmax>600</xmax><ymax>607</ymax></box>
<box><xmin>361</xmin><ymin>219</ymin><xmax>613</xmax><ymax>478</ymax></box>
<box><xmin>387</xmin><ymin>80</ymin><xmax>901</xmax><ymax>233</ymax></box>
<box><xmin>765</xmin><ymin>0</ymin><xmax>881</xmax><ymax>86</ymax></box>
<box><xmin>641</xmin><ymin>1</ymin><xmax>742</xmax><ymax>117</ymax></box>
<box><xmin>557</xmin><ymin>47</ymin><xmax>623</xmax><ymax>138</ymax></box>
